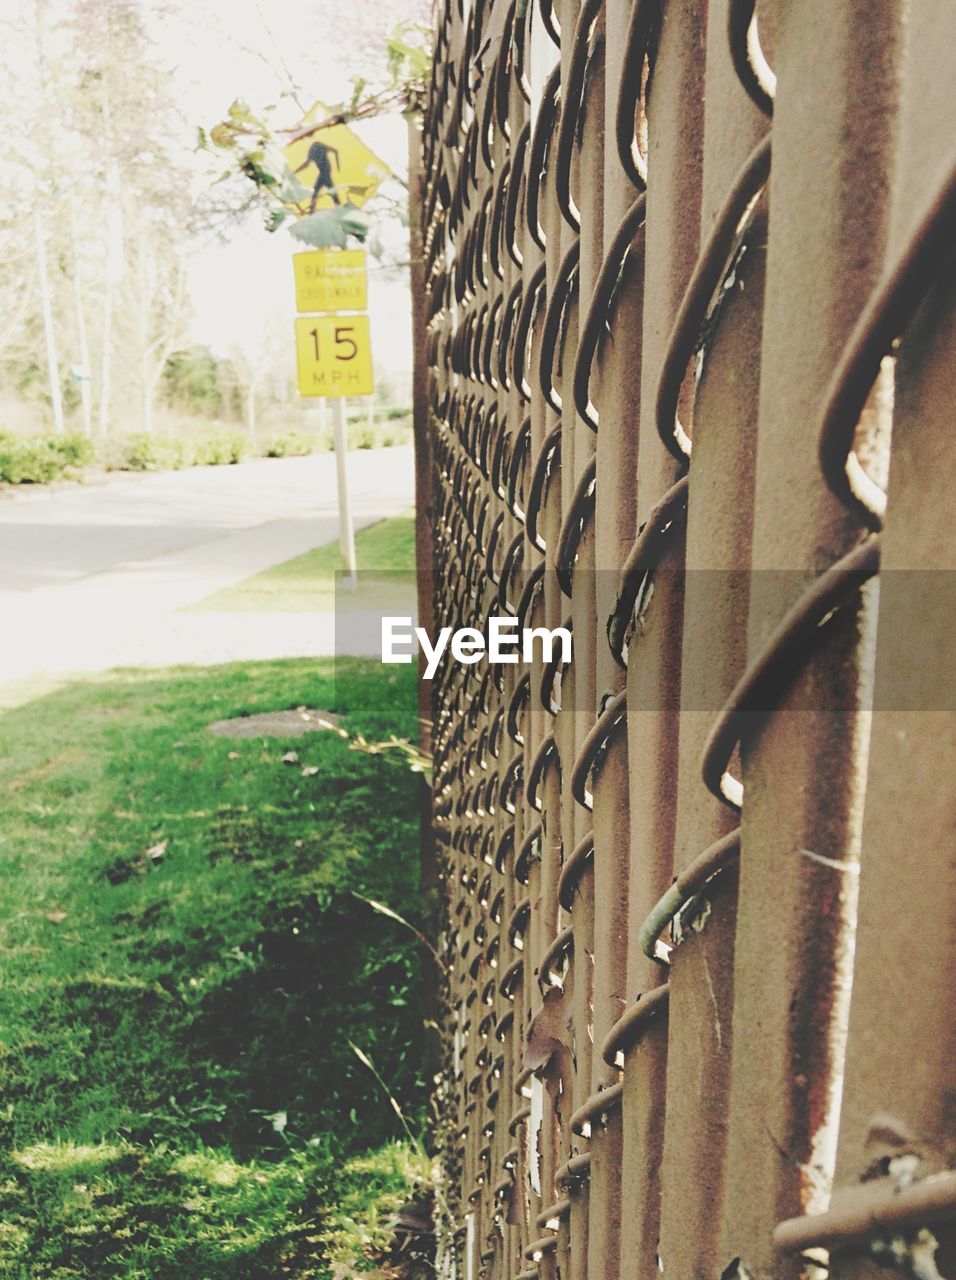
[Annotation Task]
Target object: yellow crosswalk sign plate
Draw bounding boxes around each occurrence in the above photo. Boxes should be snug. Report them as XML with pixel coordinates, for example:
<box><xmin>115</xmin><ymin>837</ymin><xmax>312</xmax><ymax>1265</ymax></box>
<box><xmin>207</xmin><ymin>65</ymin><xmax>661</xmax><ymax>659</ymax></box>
<box><xmin>295</xmin><ymin>315</ymin><xmax>374</xmax><ymax>397</ymax></box>
<box><xmin>293</xmin><ymin>249</ymin><xmax>367</xmax><ymax>313</ymax></box>
<box><xmin>284</xmin><ymin>102</ymin><xmax>391</xmax><ymax>214</ymax></box>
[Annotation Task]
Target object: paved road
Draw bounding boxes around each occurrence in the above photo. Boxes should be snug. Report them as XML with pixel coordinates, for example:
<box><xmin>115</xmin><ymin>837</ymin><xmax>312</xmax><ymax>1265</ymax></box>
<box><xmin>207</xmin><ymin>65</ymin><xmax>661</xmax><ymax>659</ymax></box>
<box><xmin>0</xmin><ymin>448</ymin><xmax>414</xmax><ymax>702</ymax></box>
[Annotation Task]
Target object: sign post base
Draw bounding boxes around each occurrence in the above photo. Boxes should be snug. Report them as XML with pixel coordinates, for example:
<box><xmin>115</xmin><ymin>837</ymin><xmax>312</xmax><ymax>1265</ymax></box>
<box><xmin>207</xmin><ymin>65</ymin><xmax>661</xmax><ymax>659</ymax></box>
<box><xmin>331</xmin><ymin>397</ymin><xmax>357</xmax><ymax>591</ymax></box>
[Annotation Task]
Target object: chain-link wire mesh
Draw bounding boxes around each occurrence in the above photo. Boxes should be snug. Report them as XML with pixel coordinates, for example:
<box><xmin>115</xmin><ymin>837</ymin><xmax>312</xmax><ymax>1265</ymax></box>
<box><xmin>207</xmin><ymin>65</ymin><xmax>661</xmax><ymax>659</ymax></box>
<box><xmin>418</xmin><ymin>1</ymin><xmax>956</xmax><ymax>1276</ymax></box>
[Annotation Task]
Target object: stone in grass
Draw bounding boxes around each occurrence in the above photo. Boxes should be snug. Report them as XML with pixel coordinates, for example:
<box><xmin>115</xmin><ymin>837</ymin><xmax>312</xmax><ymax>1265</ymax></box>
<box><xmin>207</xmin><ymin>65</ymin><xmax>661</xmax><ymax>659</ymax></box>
<box><xmin>207</xmin><ymin>707</ymin><xmax>345</xmax><ymax>739</ymax></box>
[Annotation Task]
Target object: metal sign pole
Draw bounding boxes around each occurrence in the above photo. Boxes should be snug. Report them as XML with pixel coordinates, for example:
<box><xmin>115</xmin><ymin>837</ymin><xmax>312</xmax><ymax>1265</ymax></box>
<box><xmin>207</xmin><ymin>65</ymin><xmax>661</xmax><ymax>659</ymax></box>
<box><xmin>330</xmin><ymin>395</ymin><xmax>357</xmax><ymax>590</ymax></box>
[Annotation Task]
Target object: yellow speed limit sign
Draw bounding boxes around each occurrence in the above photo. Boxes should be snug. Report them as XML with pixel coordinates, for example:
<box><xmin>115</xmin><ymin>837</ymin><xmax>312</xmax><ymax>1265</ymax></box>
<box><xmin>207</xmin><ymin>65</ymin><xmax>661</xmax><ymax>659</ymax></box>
<box><xmin>294</xmin><ymin>315</ymin><xmax>373</xmax><ymax>397</ymax></box>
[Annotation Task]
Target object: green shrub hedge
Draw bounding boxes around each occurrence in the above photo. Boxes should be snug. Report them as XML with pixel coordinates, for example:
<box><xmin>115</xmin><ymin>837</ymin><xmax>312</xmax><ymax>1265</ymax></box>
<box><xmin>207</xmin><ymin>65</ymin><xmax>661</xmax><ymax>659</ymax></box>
<box><xmin>117</xmin><ymin>433</ymin><xmax>192</xmax><ymax>472</ymax></box>
<box><xmin>110</xmin><ymin>429</ymin><xmax>250</xmax><ymax>472</ymax></box>
<box><xmin>0</xmin><ymin>420</ymin><xmax>409</xmax><ymax>487</ymax></box>
<box><xmin>51</xmin><ymin>432</ymin><xmax>96</xmax><ymax>467</ymax></box>
<box><xmin>0</xmin><ymin>432</ymin><xmax>94</xmax><ymax>484</ymax></box>
<box><xmin>263</xmin><ymin>429</ymin><xmax>319</xmax><ymax>458</ymax></box>
<box><xmin>191</xmin><ymin>428</ymin><xmax>250</xmax><ymax>466</ymax></box>
<box><xmin>267</xmin><ymin>422</ymin><xmax>412</xmax><ymax>454</ymax></box>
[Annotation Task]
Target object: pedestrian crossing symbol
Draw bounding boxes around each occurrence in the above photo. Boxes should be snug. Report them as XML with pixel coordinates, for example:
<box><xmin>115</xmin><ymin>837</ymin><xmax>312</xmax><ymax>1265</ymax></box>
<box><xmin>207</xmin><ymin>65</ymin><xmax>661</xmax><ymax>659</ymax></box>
<box><xmin>284</xmin><ymin>102</ymin><xmax>391</xmax><ymax>214</ymax></box>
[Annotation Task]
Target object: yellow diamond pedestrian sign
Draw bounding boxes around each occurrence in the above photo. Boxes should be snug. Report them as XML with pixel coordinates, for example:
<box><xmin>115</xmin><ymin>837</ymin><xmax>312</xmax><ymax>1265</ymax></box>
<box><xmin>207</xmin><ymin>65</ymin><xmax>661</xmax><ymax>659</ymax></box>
<box><xmin>284</xmin><ymin>102</ymin><xmax>391</xmax><ymax>214</ymax></box>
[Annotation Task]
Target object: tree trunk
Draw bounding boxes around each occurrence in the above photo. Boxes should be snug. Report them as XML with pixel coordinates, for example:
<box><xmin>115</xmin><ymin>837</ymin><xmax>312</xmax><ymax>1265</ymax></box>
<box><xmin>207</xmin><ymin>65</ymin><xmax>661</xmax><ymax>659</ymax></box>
<box><xmin>98</xmin><ymin>104</ymin><xmax>121</xmax><ymax>436</ymax></box>
<box><xmin>99</xmin><ymin>284</ymin><xmax>113</xmax><ymax>436</ymax></box>
<box><xmin>143</xmin><ymin>383</ymin><xmax>154</xmax><ymax>434</ymax></box>
<box><xmin>71</xmin><ymin>207</ymin><xmax>93</xmax><ymax>437</ymax></box>
<box><xmin>34</xmin><ymin>209</ymin><xmax>64</xmax><ymax>435</ymax></box>
<box><xmin>99</xmin><ymin>168</ymin><xmax>123</xmax><ymax>438</ymax></box>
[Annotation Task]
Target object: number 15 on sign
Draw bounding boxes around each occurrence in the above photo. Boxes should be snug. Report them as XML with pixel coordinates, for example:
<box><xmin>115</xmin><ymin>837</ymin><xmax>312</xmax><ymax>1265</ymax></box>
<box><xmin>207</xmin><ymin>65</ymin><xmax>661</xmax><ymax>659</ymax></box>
<box><xmin>295</xmin><ymin>315</ymin><xmax>374</xmax><ymax>397</ymax></box>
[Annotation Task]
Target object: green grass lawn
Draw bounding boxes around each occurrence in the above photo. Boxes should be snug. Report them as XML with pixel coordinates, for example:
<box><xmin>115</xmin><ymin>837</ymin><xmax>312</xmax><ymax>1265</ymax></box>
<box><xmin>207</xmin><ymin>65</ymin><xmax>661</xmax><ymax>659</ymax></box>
<box><xmin>0</xmin><ymin>658</ymin><xmax>430</xmax><ymax>1278</ymax></box>
<box><xmin>189</xmin><ymin>514</ymin><xmax>417</xmax><ymax>614</ymax></box>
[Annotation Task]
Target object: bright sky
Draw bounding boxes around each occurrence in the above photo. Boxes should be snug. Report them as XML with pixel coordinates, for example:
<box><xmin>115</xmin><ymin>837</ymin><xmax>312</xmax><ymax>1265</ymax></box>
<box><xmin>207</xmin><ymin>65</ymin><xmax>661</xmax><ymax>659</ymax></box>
<box><xmin>148</xmin><ymin>0</ymin><xmax>415</xmax><ymax>383</ymax></box>
<box><xmin>0</xmin><ymin>0</ymin><xmax>417</xmax><ymax>385</ymax></box>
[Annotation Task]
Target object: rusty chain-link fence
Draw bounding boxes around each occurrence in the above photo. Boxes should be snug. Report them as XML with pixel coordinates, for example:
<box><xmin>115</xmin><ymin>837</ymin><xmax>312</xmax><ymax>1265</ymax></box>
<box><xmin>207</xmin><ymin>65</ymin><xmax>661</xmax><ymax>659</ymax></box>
<box><xmin>416</xmin><ymin>0</ymin><xmax>955</xmax><ymax>1277</ymax></box>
